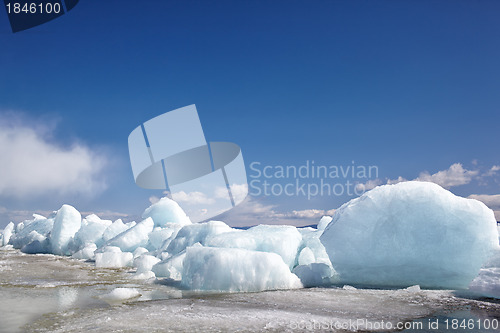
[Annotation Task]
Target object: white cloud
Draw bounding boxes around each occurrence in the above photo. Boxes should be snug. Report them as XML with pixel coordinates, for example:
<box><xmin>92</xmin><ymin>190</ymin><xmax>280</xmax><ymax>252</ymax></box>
<box><xmin>214</xmin><ymin>186</ymin><xmax>230</xmax><ymax>199</ymax></box>
<box><xmin>149</xmin><ymin>195</ymin><xmax>160</xmax><ymax>204</ymax></box>
<box><xmin>356</xmin><ymin>176</ymin><xmax>405</xmax><ymax>192</ymax></box>
<box><xmin>172</xmin><ymin>191</ymin><xmax>216</xmax><ymax>205</ymax></box>
<box><xmin>229</xmin><ymin>183</ymin><xmax>248</xmax><ymax>203</ymax></box>
<box><xmin>357</xmin><ymin>163</ymin><xmax>484</xmax><ymax>191</ymax></box>
<box><xmin>0</xmin><ymin>118</ymin><xmax>107</xmax><ymax>198</ymax></box>
<box><xmin>355</xmin><ymin>178</ymin><xmax>383</xmax><ymax>191</ymax></box>
<box><xmin>490</xmin><ymin>165</ymin><xmax>500</xmax><ymax>172</ymax></box>
<box><xmin>415</xmin><ymin>163</ymin><xmax>479</xmax><ymax>188</ymax></box>
<box><xmin>386</xmin><ymin>176</ymin><xmax>407</xmax><ymax>185</ymax></box>
<box><xmin>483</xmin><ymin>165</ymin><xmax>500</xmax><ymax>178</ymax></box>
<box><xmin>214</xmin><ymin>184</ymin><xmax>249</xmax><ymax>204</ymax></box>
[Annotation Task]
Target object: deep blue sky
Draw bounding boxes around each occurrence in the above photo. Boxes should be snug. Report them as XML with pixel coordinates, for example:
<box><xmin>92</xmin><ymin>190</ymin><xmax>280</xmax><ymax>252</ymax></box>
<box><xmin>1</xmin><ymin>1</ymin><xmax>499</xmax><ymax>227</ymax></box>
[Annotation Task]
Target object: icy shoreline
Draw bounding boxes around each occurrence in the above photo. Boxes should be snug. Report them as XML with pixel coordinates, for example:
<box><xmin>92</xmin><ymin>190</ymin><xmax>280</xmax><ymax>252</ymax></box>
<box><xmin>2</xmin><ymin>182</ymin><xmax>499</xmax><ymax>296</ymax></box>
<box><xmin>2</xmin><ymin>181</ymin><xmax>500</xmax><ymax>331</ymax></box>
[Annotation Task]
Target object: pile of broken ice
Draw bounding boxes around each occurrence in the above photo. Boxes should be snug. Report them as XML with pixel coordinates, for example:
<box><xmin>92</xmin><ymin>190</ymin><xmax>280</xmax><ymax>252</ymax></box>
<box><xmin>1</xmin><ymin>181</ymin><xmax>499</xmax><ymax>297</ymax></box>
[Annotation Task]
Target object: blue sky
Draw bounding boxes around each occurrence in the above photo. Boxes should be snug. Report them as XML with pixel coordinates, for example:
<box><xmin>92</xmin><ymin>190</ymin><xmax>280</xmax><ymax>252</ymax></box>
<box><xmin>1</xmin><ymin>0</ymin><xmax>500</xmax><ymax>228</ymax></box>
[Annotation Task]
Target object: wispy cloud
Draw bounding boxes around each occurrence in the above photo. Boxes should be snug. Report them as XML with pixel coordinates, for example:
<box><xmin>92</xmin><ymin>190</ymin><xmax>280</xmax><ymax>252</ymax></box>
<box><xmin>415</xmin><ymin>163</ymin><xmax>479</xmax><ymax>188</ymax></box>
<box><xmin>359</xmin><ymin>179</ymin><xmax>383</xmax><ymax>191</ymax></box>
<box><xmin>214</xmin><ymin>197</ymin><xmax>334</xmax><ymax>227</ymax></box>
<box><xmin>484</xmin><ymin>165</ymin><xmax>500</xmax><ymax>178</ymax></box>
<box><xmin>0</xmin><ymin>113</ymin><xmax>108</xmax><ymax>198</ymax></box>
<box><xmin>357</xmin><ymin>163</ymin><xmax>491</xmax><ymax>191</ymax></box>
<box><xmin>172</xmin><ymin>191</ymin><xmax>216</xmax><ymax>205</ymax></box>
<box><xmin>228</xmin><ymin>183</ymin><xmax>248</xmax><ymax>204</ymax></box>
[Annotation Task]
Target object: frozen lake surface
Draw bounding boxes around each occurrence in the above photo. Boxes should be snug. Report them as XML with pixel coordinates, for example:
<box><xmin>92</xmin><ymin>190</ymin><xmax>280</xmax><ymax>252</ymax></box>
<box><xmin>1</xmin><ymin>248</ymin><xmax>499</xmax><ymax>333</ymax></box>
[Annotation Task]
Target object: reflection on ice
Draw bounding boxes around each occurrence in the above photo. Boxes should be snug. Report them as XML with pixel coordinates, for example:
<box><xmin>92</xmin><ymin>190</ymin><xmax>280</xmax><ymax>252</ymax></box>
<box><xmin>1</xmin><ymin>247</ymin><xmax>500</xmax><ymax>333</ymax></box>
<box><xmin>0</xmin><ymin>248</ymin><xmax>181</xmax><ymax>333</ymax></box>
<box><xmin>24</xmin><ymin>287</ymin><xmax>500</xmax><ymax>333</ymax></box>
